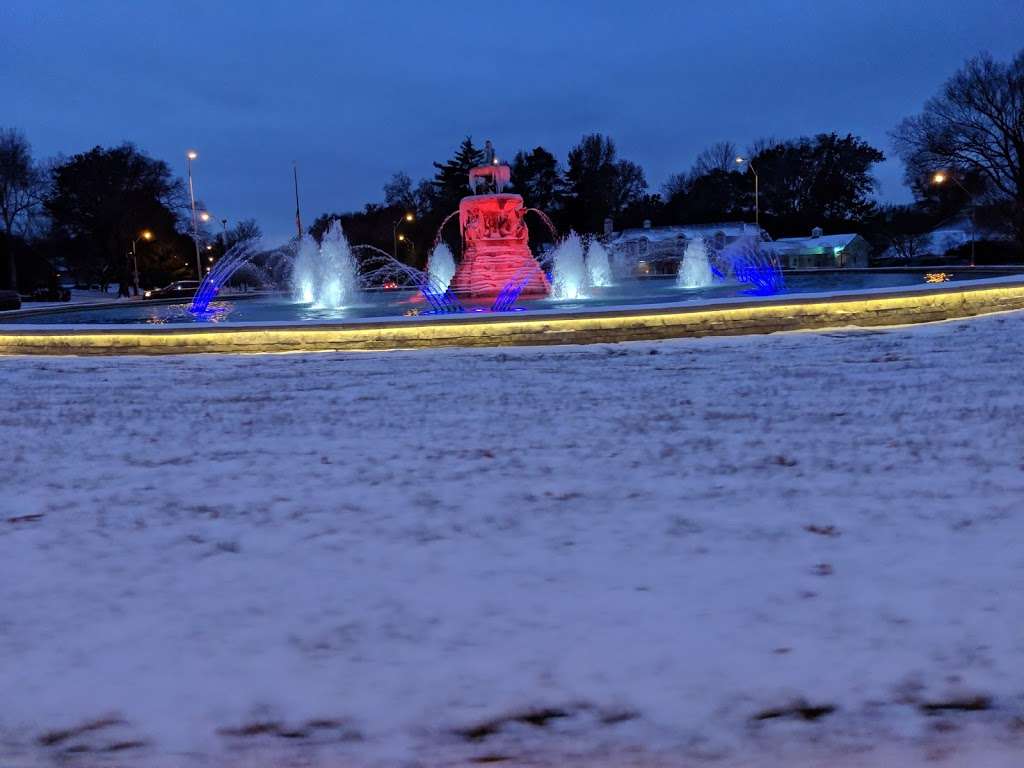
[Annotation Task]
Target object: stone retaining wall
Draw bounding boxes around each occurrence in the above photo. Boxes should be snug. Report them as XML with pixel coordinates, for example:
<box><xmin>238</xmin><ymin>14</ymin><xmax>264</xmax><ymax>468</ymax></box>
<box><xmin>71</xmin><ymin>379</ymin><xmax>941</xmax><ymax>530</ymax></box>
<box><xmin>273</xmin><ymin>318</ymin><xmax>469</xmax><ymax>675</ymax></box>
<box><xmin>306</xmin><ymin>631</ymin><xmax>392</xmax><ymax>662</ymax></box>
<box><xmin>2</xmin><ymin>280</ymin><xmax>1024</xmax><ymax>356</ymax></box>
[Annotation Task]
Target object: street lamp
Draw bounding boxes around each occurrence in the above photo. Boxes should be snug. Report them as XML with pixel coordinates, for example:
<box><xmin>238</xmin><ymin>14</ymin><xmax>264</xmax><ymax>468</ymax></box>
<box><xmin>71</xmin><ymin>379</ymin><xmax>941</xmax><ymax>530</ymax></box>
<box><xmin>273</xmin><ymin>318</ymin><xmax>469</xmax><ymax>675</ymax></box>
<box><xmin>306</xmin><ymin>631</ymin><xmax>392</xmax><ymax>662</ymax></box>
<box><xmin>398</xmin><ymin>232</ymin><xmax>416</xmax><ymax>260</ymax></box>
<box><xmin>186</xmin><ymin>150</ymin><xmax>202</xmax><ymax>280</ymax></box>
<box><xmin>736</xmin><ymin>156</ymin><xmax>759</xmax><ymax>234</ymax></box>
<box><xmin>932</xmin><ymin>171</ymin><xmax>975</xmax><ymax>267</ymax></box>
<box><xmin>130</xmin><ymin>229</ymin><xmax>154</xmax><ymax>297</ymax></box>
<box><xmin>393</xmin><ymin>211</ymin><xmax>414</xmax><ymax>258</ymax></box>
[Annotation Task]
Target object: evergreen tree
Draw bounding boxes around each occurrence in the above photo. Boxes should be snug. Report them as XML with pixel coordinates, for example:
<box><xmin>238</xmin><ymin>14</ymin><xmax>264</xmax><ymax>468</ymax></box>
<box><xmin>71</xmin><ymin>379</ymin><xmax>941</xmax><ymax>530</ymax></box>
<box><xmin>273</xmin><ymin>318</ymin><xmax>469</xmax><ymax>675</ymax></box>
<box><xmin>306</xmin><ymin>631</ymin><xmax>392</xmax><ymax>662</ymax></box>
<box><xmin>432</xmin><ymin>137</ymin><xmax>483</xmax><ymax>209</ymax></box>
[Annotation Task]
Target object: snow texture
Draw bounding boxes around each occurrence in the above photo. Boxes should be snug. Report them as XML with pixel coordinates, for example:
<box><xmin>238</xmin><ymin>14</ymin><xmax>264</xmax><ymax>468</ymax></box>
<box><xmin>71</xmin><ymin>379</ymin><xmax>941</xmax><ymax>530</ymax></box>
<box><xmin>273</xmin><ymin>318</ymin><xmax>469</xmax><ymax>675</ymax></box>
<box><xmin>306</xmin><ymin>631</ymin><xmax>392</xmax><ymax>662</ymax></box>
<box><xmin>2</xmin><ymin>312</ymin><xmax>1024</xmax><ymax>767</ymax></box>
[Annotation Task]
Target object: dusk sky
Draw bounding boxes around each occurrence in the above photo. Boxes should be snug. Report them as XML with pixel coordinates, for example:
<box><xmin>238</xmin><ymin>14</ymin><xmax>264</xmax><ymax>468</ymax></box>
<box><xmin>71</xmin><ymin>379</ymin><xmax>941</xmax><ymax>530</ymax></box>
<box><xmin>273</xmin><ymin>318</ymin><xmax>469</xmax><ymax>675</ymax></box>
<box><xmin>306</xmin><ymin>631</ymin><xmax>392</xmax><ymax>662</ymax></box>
<box><xmin>5</xmin><ymin>0</ymin><xmax>1023</xmax><ymax>244</ymax></box>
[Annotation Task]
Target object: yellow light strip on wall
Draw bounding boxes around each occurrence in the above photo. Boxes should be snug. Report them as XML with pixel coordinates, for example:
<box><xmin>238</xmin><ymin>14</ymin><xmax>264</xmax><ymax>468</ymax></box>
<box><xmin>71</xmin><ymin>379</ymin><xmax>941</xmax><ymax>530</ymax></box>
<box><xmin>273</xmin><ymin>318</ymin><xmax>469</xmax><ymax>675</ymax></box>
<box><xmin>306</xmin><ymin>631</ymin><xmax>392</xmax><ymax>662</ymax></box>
<box><xmin>2</xmin><ymin>282</ymin><xmax>1023</xmax><ymax>356</ymax></box>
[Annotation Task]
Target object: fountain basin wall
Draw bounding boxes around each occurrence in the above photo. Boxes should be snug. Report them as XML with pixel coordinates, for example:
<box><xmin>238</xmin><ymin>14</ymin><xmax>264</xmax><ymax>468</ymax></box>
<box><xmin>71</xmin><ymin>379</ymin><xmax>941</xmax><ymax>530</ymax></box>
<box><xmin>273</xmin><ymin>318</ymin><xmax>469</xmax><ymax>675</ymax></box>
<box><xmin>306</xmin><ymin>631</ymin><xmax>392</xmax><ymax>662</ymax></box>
<box><xmin>2</xmin><ymin>276</ymin><xmax>1024</xmax><ymax>355</ymax></box>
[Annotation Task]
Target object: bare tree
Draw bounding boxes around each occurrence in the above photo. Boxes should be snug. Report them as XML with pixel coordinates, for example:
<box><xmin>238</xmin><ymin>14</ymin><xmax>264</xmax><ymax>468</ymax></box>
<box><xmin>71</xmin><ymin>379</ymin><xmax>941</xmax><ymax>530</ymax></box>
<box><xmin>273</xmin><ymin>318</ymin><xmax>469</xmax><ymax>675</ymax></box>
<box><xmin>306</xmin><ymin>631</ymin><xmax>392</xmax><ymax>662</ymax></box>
<box><xmin>692</xmin><ymin>141</ymin><xmax>738</xmax><ymax>176</ymax></box>
<box><xmin>887</xmin><ymin>231</ymin><xmax>934</xmax><ymax>261</ymax></box>
<box><xmin>383</xmin><ymin>171</ymin><xmax>416</xmax><ymax>211</ymax></box>
<box><xmin>892</xmin><ymin>50</ymin><xmax>1024</xmax><ymax>244</ymax></box>
<box><xmin>746</xmin><ymin>136</ymin><xmax>780</xmax><ymax>159</ymax></box>
<box><xmin>0</xmin><ymin>128</ymin><xmax>47</xmax><ymax>287</ymax></box>
<box><xmin>661</xmin><ymin>171</ymin><xmax>689</xmax><ymax>199</ymax></box>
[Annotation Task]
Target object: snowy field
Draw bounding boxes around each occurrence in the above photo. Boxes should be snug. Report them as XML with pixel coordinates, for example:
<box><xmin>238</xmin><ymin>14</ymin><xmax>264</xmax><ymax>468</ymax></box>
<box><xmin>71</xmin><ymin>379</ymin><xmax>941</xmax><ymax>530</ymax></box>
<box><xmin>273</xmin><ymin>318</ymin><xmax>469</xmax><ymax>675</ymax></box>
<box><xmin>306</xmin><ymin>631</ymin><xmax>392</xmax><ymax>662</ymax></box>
<box><xmin>2</xmin><ymin>312</ymin><xmax>1024</xmax><ymax>767</ymax></box>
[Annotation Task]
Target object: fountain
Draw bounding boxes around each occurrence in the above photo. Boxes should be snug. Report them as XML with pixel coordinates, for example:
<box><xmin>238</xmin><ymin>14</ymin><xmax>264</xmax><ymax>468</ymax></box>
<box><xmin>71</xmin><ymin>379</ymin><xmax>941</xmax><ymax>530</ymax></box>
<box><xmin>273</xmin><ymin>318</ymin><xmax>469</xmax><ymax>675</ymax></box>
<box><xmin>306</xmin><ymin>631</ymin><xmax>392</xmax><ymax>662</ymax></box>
<box><xmin>677</xmin><ymin>237</ymin><xmax>713</xmax><ymax>289</ymax></box>
<box><xmin>586</xmin><ymin>239</ymin><xmax>613</xmax><ymax>288</ymax></box>
<box><xmin>290</xmin><ymin>236</ymin><xmax>319</xmax><ymax>304</ymax></box>
<box><xmin>449</xmin><ymin>155</ymin><xmax>550</xmax><ymax>298</ymax></box>
<box><xmin>715</xmin><ymin>237</ymin><xmax>785</xmax><ymax>296</ymax></box>
<box><xmin>549</xmin><ymin>231</ymin><xmax>587</xmax><ymax>300</ymax></box>
<box><xmin>426</xmin><ymin>243</ymin><xmax>456</xmax><ymax>293</ymax></box>
<box><xmin>290</xmin><ymin>220</ymin><xmax>358</xmax><ymax>308</ymax></box>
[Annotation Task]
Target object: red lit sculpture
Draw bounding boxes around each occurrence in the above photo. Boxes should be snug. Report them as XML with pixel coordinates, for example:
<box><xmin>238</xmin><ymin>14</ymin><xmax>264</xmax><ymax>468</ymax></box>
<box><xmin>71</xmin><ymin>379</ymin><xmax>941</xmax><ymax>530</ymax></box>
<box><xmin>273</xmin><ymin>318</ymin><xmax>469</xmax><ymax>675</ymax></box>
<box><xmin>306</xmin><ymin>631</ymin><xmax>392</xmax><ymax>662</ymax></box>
<box><xmin>449</xmin><ymin>163</ymin><xmax>549</xmax><ymax>298</ymax></box>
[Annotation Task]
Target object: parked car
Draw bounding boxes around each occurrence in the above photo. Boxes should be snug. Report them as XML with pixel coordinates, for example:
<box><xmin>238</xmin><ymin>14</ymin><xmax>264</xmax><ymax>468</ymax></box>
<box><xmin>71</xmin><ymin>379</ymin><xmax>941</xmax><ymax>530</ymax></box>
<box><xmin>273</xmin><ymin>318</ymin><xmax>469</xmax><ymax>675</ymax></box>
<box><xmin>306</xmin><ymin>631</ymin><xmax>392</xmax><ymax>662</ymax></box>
<box><xmin>23</xmin><ymin>286</ymin><xmax>72</xmax><ymax>302</ymax></box>
<box><xmin>143</xmin><ymin>280</ymin><xmax>202</xmax><ymax>300</ymax></box>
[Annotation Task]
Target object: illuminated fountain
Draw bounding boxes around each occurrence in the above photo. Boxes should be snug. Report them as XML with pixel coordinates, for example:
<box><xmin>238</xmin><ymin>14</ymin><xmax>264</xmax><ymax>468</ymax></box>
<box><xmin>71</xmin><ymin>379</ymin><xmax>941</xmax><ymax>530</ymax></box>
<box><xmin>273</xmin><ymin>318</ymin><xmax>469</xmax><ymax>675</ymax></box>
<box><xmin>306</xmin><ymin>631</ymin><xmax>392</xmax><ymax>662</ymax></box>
<box><xmin>449</xmin><ymin>158</ymin><xmax>549</xmax><ymax>298</ymax></box>
<box><xmin>290</xmin><ymin>236</ymin><xmax>319</xmax><ymax>304</ymax></box>
<box><xmin>290</xmin><ymin>220</ymin><xmax>358</xmax><ymax>308</ymax></box>
<box><xmin>586</xmin><ymin>239</ymin><xmax>613</xmax><ymax>288</ymax></box>
<box><xmin>677</xmin><ymin>237</ymin><xmax>713</xmax><ymax>289</ymax></box>
<box><xmin>714</xmin><ymin>237</ymin><xmax>785</xmax><ymax>296</ymax></box>
<box><xmin>426</xmin><ymin>242</ymin><xmax>456</xmax><ymax>293</ymax></box>
<box><xmin>549</xmin><ymin>231</ymin><xmax>588</xmax><ymax>299</ymax></box>
<box><xmin>190</xmin><ymin>225</ymin><xmax>463</xmax><ymax>317</ymax></box>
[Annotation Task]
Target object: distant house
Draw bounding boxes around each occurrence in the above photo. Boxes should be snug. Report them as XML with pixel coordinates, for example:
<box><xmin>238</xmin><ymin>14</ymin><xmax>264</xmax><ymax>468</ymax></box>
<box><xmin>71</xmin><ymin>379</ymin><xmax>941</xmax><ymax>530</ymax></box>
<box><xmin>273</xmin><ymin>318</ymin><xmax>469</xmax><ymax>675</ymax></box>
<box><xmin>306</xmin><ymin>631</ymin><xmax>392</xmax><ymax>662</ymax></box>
<box><xmin>880</xmin><ymin>214</ymin><xmax>1011</xmax><ymax>261</ymax></box>
<box><xmin>605</xmin><ymin>222</ymin><xmax>762</xmax><ymax>276</ymax></box>
<box><xmin>767</xmin><ymin>228</ymin><xmax>871</xmax><ymax>269</ymax></box>
<box><xmin>605</xmin><ymin>222</ymin><xmax>870</xmax><ymax>274</ymax></box>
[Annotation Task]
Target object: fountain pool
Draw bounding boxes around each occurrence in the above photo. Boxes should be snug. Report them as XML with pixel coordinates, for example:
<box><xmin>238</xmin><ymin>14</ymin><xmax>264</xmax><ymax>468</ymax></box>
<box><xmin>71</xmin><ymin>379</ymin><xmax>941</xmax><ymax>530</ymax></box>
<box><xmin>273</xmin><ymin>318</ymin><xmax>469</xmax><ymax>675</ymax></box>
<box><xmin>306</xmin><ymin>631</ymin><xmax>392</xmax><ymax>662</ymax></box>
<box><xmin>2</xmin><ymin>269</ymin><xmax>1009</xmax><ymax>326</ymax></box>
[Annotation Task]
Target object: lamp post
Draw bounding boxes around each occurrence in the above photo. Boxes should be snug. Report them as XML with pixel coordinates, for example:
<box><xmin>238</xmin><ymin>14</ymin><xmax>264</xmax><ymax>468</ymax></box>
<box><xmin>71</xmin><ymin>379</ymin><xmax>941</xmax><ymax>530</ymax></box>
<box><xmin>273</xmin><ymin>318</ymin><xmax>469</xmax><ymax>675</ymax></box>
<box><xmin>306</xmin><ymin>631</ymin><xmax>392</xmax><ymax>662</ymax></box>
<box><xmin>130</xmin><ymin>230</ymin><xmax>153</xmax><ymax>297</ymax></box>
<box><xmin>186</xmin><ymin>150</ymin><xmax>202</xmax><ymax>280</ymax></box>
<box><xmin>392</xmin><ymin>211</ymin><xmax>414</xmax><ymax>258</ymax></box>
<box><xmin>932</xmin><ymin>171</ymin><xmax>976</xmax><ymax>267</ymax></box>
<box><xmin>397</xmin><ymin>232</ymin><xmax>416</xmax><ymax>261</ymax></box>
<box><xmin>736</xmin><ymin>156</ymin><xmax>759</xmax><ymax>234</ymax></box>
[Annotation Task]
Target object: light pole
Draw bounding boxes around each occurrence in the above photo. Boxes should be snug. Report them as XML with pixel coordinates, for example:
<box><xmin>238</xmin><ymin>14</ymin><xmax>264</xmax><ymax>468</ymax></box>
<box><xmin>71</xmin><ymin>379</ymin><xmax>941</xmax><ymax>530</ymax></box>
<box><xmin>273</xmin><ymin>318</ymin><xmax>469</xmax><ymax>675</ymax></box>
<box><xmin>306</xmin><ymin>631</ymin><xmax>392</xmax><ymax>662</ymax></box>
<box><xmin>736</xmin><ymin>156</ymin><xmax>759</xmax><ymax>234</ymax></box>
<box><xmin>186</xmin><ymin>150</ymin><xmax>202</xmax><ymax>280</ymax></box>
<box><xmin>397</xmin><ymin>233</ymin><xmax>416</xmax><ymax>261</ymax></box>
<box><xmin>932</xmin><ymin>171</ymin><xmax>976</xmax><ymax>267</ymax></box>
<box><xmin>221</xmin><ymin>217</ymin><xmax>229</xmax><ymax>251</ymax></box>
<box><xmin>130</xmin><ymin>230</ymin><xmax>153</xmax><ymax>297</ymax></box>
<box><xmin>393</xmin><ymin>211</ymin><xmax>414</xmax><ymax>259</ymax></box>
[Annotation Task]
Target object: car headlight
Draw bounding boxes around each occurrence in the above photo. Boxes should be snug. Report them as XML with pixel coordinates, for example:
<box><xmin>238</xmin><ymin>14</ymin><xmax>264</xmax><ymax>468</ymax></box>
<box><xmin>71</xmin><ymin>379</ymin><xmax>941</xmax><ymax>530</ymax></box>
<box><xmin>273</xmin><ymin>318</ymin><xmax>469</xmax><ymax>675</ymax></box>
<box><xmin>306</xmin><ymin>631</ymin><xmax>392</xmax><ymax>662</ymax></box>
<box><xmin>144</xmin><ymin>291</ymin><xmax>152</xmax><ymax>298</ymax></box>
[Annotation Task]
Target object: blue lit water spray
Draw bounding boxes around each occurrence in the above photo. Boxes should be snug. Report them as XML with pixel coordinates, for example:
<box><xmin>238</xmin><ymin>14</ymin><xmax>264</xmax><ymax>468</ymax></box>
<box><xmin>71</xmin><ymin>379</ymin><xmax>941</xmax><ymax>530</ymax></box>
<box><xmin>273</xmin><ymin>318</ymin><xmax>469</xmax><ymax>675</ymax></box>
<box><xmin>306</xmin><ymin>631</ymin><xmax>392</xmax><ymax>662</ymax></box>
<box><xmin>350</xmin><ymin>245</ymin><xmax>464</xmax><ymax>314</ymax></box>
<box><xmin>712</xmin><ymin>237</ymin><xmax>785</xmax><ymax>296</ymax></box>
<box><xmin>491</xmin><ymin>263</ymin><xmax>544</xmax><ymax>312</ymax></box>
<box><xmin>189</xmin><ymin>238</ymin><xmax>266</xmax><ymax>315</ymax></box>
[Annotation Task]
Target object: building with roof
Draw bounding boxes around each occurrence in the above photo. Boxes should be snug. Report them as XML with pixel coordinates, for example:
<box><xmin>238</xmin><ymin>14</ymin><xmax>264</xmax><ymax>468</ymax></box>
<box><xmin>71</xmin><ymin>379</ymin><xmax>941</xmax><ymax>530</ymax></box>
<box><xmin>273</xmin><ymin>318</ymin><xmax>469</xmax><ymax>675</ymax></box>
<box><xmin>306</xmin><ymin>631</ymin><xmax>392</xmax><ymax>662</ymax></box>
<box><xmin>605</xmin><ymin>222</ymin><xmax>763</xmax><ymax>276</ymax></box>
<box><xmin>605</xmin><ymin>222</ymin><xmax>870</xmax><ymax>275</ymax></box>
<box><xmin>767</xmin><ymin>228</ymin><xmax>871</xmax><ymax>269</ymax></box>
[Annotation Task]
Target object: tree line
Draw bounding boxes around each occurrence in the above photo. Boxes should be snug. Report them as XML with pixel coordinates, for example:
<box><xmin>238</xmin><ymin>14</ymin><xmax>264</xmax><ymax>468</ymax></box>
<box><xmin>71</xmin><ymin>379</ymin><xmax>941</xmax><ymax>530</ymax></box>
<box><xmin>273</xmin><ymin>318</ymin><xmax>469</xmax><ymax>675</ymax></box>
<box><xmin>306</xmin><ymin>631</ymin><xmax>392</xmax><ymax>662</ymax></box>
<box><xmin>0</xmin><ymin>137</ymin><xmax>261</xmax><ymax>294</ymax></box>
<box><xmin>311</xmin><ymin>131</ymin><xmax>887</xmax><ymax>268</ymax></box>
<box><xmin>3</xmin><ymin>46</ymin><xmax>1022</xmax><ymax>293</ymax></box>
<box><xmin>312</xmin><ymin>47</ymin><xmax>1024</xmax><ymax>268</ymax></box>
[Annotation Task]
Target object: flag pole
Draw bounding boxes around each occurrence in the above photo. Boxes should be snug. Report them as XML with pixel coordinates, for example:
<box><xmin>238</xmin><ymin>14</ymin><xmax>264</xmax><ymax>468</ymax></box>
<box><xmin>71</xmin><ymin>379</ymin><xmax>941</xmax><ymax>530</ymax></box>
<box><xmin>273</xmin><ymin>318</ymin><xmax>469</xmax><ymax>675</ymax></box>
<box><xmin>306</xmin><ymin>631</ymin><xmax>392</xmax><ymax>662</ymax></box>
<box><xmin>293</xmin><ymin>162</ymin><xmax>303</xmax><ymax>239</ymax></box>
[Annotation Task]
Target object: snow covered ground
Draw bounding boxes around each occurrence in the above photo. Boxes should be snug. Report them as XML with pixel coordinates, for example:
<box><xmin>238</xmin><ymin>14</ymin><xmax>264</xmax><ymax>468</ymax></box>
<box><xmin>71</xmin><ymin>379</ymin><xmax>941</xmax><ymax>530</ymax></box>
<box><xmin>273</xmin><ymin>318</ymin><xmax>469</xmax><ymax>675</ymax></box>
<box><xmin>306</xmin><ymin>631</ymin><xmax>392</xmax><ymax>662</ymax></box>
<box><xmin>2</xmin><ymin>312</ymin><xmax>1024</xmax><ymax>767</ymax></box>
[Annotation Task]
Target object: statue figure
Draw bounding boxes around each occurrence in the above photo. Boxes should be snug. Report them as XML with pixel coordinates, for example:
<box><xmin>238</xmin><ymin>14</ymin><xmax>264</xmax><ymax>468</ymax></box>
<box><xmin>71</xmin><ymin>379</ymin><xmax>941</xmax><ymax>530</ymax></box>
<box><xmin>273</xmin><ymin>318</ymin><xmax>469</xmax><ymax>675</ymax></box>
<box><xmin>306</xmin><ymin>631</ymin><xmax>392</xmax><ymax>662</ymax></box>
<box><xmin>468</xmin><ymin>140</ymin><xmax>510</xmax><ymax>194</ymax></box>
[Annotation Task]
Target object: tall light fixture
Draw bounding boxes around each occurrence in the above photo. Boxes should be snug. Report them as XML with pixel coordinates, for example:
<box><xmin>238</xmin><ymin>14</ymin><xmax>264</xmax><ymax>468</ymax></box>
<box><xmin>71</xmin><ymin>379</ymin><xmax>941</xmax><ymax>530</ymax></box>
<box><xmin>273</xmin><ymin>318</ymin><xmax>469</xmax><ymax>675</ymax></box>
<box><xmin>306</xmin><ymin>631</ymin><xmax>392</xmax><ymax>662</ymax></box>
<box><xmin>735</xmin><ymin>155</ymin><xmax>759</xmax><ymax>234</ymax></box>
<box><xmin>186</xmin><ymin>150</ymin><xmax>202</xmax><ymax>280</ymax></box>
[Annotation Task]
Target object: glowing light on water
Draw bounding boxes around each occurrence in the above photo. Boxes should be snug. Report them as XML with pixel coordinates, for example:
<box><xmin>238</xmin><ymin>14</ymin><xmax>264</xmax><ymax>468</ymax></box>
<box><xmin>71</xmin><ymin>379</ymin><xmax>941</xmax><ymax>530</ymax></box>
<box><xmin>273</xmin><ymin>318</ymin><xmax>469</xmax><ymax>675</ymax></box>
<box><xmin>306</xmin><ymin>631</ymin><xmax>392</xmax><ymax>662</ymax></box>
<box><xmin>586</xmin><ymin>240</ymin><xmax>613</xmax><ymax>288</ymax></box>
<box><xmin>426</xmin><ymin>243</ymin><xmax>456</xmax><ymax>292</ymax></box>
<box><xmin>291</xmin><ymin>235</ymin><xmax>320</xmax><ymax>304</ymax></box>
<box><xmin>290</xmin><ymin>220</ymin><xmax>359</xmax><ymax>308</ymax></box>
<box><xmin>677</xmin><ymin>237</ymin><xmax>713</xmax><ymax>289</ymax></box>
<box><xmin>718</xmin><ymin>238</ymin><xmax>785</xmax><ymax>296</ymax></box>
<box><xmin>550</xmin><ymin>231</ymin><xmax>587</xmax><ymax>300</ymax></box>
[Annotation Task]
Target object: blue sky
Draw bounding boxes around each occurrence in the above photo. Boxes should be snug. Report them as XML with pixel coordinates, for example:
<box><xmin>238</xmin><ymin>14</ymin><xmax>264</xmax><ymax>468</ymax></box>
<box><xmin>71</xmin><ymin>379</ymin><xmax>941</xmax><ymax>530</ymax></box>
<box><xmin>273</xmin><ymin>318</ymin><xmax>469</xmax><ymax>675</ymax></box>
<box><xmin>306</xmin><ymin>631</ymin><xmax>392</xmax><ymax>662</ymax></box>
<box><xmin>4</xmin><ymin>0</ymin><xmax>1022</xmax><ymax>243</ymax></box>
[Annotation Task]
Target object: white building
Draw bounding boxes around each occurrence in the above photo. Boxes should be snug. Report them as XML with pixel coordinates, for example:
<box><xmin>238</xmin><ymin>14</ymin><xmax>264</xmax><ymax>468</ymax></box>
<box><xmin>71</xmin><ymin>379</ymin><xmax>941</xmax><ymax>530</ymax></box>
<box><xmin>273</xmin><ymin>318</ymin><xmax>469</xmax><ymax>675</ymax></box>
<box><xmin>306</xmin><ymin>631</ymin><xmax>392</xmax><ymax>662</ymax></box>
<box><xmin>767</xmin><ymin>229</ymin><xmax>871</xmax><ymax>269</ymax></box>
<box><xmin>605</xmin><ymin>222</ymin><xmax>762</xmax><ymax>276</ymax></box>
